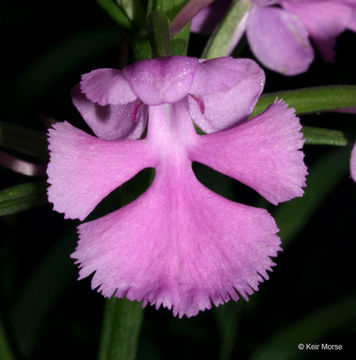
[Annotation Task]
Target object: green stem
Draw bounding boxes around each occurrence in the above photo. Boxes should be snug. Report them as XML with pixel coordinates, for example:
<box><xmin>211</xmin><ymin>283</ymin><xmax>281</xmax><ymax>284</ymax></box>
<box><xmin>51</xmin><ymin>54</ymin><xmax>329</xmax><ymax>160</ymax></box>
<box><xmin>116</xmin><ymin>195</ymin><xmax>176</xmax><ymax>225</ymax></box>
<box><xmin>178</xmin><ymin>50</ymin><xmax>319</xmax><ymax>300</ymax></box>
<box><xmin>147</xmin><ymin>11</ymin><xmax>172</xmax><ymax>57</ymax></box>
<box><xmin>98</xmin><ymin>298</ymin><xmax>143</xmax><ymax>360</ymax></box>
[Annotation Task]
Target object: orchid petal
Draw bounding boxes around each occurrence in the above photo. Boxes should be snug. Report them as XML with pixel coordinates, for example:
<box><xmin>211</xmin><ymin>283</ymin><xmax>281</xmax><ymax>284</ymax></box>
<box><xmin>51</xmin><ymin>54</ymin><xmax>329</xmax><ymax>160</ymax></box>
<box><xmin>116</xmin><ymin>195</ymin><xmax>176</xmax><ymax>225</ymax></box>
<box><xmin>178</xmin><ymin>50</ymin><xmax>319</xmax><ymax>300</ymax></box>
<box><xmin>72</xmin><ymin>165</ymin><xmax>280</xmax><ymax>318</ymax></box>
<box><xmin>334</xmin><ymin>1</ymin><xmax>356</xmax><ymax>30</ymax></box>
<box><xmin>347</xmin><ymin>5</ymin><xmax>356</xmax><ymax>31</ymax></box>
<box><xmin>80</xmin><ymin>68</ymin><xmax>137</xmax><ymax>106</ymax></box>
<box><xmin>123</xmin><ymin>56</ymin><xmax>199</xmax><ymax>105</ymax></box>
<box><xmin>72</xmin><ymin>85</ymin><xmax>147</xmax><ymax>140</ymax></box>
<box><xmin>189</xmin><ymin>57</ymin><xmax>265</xmax><ymax>133</ymax></box>
<box><xmin>47</xmin><ymin>122</ymin><xmax>156</xmax><ymax>221</ymax></box>
<box><xmin>246</xmin><ymin>6</ymin><xmax>314</xmax><ymax>75</ymax></box>
<box><xmin>190</xmin><ymin>100</ymin><xmax>307</xmax><ymax>205</ymax></box>
<box><xmin>351</xmin><ymin>143</ymin><xmax>356</xmax><ymax>182</ymax></box>
<box><xmin>281</xmin><ymin>0</ymin><xmax>352</xmax><ymax>62</ymax></box>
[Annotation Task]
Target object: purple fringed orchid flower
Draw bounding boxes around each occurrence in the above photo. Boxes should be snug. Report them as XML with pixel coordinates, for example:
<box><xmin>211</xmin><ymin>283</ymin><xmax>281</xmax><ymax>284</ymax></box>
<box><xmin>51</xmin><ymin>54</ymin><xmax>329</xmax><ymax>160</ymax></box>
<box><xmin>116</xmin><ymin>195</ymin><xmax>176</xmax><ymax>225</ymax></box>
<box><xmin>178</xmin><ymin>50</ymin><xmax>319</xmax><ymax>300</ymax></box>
<box><xmin>192</xmin><ymin>0</ymin><xmax>354</xmax><ymax>75</ymax></box>
<box><xmin>47</xmin><ymin>56</ymin><xmax>307</xmax><ymax>317</ymax></box>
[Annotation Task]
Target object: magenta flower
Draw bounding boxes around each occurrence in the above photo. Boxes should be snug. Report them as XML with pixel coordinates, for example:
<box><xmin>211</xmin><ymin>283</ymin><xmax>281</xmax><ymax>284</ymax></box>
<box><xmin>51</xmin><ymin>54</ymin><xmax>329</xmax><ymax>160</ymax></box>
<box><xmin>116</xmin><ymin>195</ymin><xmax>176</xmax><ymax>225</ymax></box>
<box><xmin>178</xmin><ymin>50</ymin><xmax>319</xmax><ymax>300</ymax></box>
<box><xmin>351</xmin><ymin>143</ymin><xmax>356</xmax><ymax>181</ymax></box>
<box><xmin>47</xmin><ymin>56</ymin><xmax>307</xmax><ymax>317</ymax></box>
<box><xmin>344</xmin><ymin>0</ymin><xmax>356</xmax><ymax>31</ymax></box>
<box><xmin>192</xmin><ymin>0</ymin><xmax>353</xmax><ymax>75</ymax></box>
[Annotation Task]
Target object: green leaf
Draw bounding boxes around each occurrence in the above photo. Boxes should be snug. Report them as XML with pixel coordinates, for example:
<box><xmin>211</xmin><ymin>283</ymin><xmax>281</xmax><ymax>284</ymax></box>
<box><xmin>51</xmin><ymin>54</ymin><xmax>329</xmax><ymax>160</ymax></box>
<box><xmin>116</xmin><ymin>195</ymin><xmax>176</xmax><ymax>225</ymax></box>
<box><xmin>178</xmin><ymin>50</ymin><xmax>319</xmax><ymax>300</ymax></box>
<box><xmin>116</xmin><ymin>0</ymin><xmax>145</xmax><ymax>27</ymax></box>
<box><xmin>273</xmin><ymin>148</ymin><xmax>349</xmax><ymax>245</ymax></box>
<box><xmin>132</xmin><ymin>38</ymin><xmax>152</xmax><ymax>61</ymax></box>
<box><xmin>149</xmin><ymin>0</ymin><xmax>189</xmax><ymax>21</ymax></box>
<box><xmin>303</xmin><ymin>126</ymin><xmax>348</xmax><ymax>146</ymax></box>
<box><xmin>171</xmin><ymin>22</ymin><xmax>190</xmax><ymax>55</ymax></box>
<box><xmin>147</xmin><ymin>11</ymin><xmax>172</xmax><ymax>57</ymax></box>
<box><xmin>252</xmin><ymin>85</ymin><xmax>356</xmax><ymax>116</ymax></box>
<box><xmin>96</xmin><ymin>0</ymin><xmax>132</xmax><ymax>29</ymax></box>
<box><xmin>202</xmin><ymin>0</ymin><xmax>251</xmax><ymax>59</ymax></box>
<box><xmin>132</xmin><ymin>0</ymin><xmax>190</xmax><ymax>60</ymax></box>
<box><xmin>171</xmin><ymin>38</ymin><xmax>188</xmax><ymax>55</ymax></box>
<box><xmin>0</xmin><ymin>122</ymin><xmax>47</xmax><ymax>160</ymax></box>
<box><xmin>251</xmin><ymin>294</ymin><xmax>356</xmax><ymax>360</ymax></box>
<box><xmin>98</xmin><ymin>298</ymin><xmax>143</xmax><ymax>360</ymax></box>
<box><xmin>0</xmin><ymin>182</ymin><xmax>47</xmax><ymax>217</ymax></box>
<box><xmin>0</xmin><ymin>322</ymin><xmax>14</xmax><ymax>360</ymax></box>
<box><xmin>150</xmin><ymin>0</ymin><xmax>190</xmax><ymax>54</ymax></box>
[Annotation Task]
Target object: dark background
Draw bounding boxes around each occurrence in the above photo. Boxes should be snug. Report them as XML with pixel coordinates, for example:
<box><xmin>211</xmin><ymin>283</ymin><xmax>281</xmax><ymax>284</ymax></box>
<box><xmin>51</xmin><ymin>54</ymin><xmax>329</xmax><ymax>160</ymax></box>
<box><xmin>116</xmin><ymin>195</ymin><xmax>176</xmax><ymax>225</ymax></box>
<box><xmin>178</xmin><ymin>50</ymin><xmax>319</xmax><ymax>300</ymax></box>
<box><xmin>1</xmin><ymin>1</ymin><xmax>356</xmax><ymax>359</ymax></box>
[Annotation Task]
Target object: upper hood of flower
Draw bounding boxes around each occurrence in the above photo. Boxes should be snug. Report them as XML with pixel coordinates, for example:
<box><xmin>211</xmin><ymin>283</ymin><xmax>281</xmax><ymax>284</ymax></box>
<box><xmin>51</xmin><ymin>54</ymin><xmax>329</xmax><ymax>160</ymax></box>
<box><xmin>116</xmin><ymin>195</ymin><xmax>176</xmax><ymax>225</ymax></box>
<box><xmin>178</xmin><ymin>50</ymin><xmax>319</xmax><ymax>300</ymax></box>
<box><xmin>73</xmin><ymin>56</ymin><xmax>265</xmax><ymax>139</ymax></box>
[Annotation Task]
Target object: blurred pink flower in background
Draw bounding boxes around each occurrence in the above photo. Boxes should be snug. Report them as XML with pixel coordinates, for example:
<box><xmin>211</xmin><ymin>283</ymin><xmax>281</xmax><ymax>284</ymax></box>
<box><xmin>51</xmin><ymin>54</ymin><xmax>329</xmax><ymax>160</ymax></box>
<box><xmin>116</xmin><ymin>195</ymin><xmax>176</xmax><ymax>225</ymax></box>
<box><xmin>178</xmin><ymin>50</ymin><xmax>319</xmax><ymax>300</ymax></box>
<box><xmin>192</xmin><ymin>0</ymin><xmax>354</xmax><ymax>75</ymax></box>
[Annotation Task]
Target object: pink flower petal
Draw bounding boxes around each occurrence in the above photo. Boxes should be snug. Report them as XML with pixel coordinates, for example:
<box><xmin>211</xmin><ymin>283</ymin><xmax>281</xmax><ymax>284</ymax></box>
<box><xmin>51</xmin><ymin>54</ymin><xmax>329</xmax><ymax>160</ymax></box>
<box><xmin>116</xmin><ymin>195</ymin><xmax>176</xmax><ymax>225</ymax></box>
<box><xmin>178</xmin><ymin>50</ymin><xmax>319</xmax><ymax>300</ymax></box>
<box><xmin>189</xmin><ymin>57</ymin><xmax>265</xmax><ymax>133</ymax></box>
<box><xmin>342</xmin><ymin>0</ymin><xmax>356</xmax><ymax>30</ymax></box>
<box><xmin>80</xmin><ymin>69</ymin><xmax>137</xmax><ymax>106</ymax></box>
<box><xmin>122</xmin><ymin>56</ymin><xmax>199</xmax><ymax>105</ymax></box>
<box><xmin>47</xmin><ymin>121</ymin><xmax>157</xmax><ymax>221</ymax></box>
<box><xmin>342</xmin><ymin>0</ymin><xmax>356</xmax><ymax>31</ymax></box>
<box><xmin>349</xmin><ymin>6</ymin><xmax>356</xmax><ymax>31</ymax></box>
<box><xmin>246</xmin><ymin>6</ymin><xmax>314</xmax><ymax>75</ymax></box>
<box><xmin>72</xmin><ymin>165</ymin><xmax>281</xmax><ymax>318</ymax></box>
<box><xmin>190</xmin><ymin>100</ymin><xmax>307</xmax><ymax>205</ymax></box>
<box><xmin>281</xmin><ymin>0</ymin><xmax>352</xmax><ymax>62</ymax></box>
<box><xmin>72</xmin><ymin>85</ymin><xmax>147</xmax><ymax>140</ymax></box>
<box><xmin>351</xmin><ymin>143</ymin><xmax>356</xmax><ymax>182</ymax></box>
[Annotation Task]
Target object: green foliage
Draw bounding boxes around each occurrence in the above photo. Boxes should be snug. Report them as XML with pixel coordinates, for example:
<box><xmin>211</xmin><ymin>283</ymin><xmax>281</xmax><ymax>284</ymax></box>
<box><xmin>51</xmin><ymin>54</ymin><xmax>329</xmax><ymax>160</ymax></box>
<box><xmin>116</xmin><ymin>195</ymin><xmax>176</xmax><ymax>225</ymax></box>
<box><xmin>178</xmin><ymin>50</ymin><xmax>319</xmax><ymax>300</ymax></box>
<box><xmin>0</xmin><ymin>121</ymin><xmax>47</xmax><ymax>160</ymax></box>
<box><xmin>148</xmin><ymin>0</ymin><xmax>189</xmax><ymax>21</ymax></box>
<box><xmin>202</xmin><ymin>0</ymin><xmax>251</xmax><ymax>58</ymax></box>
<box><xmin>116</xmin><ymin>0</ymin><xmax>145</xmax><ymax>27</ymax></box>
<box><xmin>0</xmin><ymin>182</ymin><xmax>47</xmax><ymax>217</ymax></box>
<box><xmin>147</xmin><ymin>11</ymin><xmax>172</xmax><ymax>57</ymax></box>
<box><xmin>98</xmin><ymin>299</ymin><xmax>143</xmax><ymax>360</ymax></box>
<box><xmin>253</xmin><ymin>86</ymin><xmax>356</xmax><ymax>116</ymax></box>
<box><xmin>96</xmin><ymin>0</ymin><xmax>132</xmax><ymax>29</ymax></box>
<box><xmin>302</xmin><ymin>126</ymin><xmax>348</xmax><ymax>146</ymax></box>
